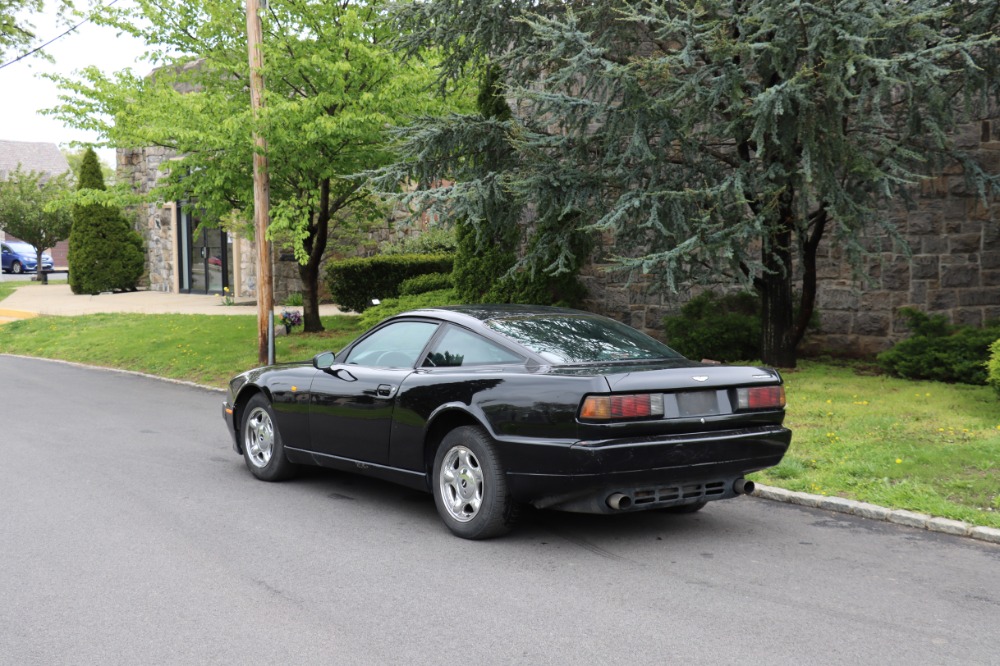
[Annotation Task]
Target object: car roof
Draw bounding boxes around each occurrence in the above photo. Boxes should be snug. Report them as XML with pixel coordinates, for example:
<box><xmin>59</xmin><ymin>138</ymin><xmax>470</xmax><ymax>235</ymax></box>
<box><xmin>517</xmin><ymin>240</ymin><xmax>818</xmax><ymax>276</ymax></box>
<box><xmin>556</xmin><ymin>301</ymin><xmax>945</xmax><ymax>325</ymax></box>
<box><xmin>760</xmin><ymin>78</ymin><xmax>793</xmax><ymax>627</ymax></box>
<box><xmin>397</xmin><ymin>304</ymin><xmax>592</xmax><ymax>325</ymax></box>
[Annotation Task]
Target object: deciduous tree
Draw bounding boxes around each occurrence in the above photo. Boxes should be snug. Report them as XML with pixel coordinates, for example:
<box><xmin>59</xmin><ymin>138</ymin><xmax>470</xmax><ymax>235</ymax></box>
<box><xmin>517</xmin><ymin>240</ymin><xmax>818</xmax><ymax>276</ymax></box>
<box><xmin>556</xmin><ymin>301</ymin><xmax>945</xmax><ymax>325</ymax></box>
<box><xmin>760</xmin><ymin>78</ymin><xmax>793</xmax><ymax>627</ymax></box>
<box><xmin>381</xmin><ymin>0</ymin><xmax>1000</xmax><ymax>366</ymax></box>
<box><xmin>50</xmin><ymin>0</ymin><xmax>470</xmax><ymax>331</ymax></box>
<box><xmin>0</xmin><ymin>166</ymin><xmax>73</xmax><ymax>284</ymax></box>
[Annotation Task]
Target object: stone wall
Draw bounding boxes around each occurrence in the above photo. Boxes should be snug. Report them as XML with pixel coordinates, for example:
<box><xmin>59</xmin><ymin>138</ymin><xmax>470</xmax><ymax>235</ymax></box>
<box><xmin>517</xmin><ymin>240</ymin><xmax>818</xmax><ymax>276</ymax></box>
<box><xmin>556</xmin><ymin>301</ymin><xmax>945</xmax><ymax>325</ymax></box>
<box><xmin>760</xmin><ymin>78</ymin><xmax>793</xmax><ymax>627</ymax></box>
<box><xmin>117</xmin><ymin>146</ymin><xmax>177</xmax><ymax>292</ymax></box>
<box><xmin>580</xmin><ymin>118</ymin><xmax>1000</xmax><ymax>357</ymax></box>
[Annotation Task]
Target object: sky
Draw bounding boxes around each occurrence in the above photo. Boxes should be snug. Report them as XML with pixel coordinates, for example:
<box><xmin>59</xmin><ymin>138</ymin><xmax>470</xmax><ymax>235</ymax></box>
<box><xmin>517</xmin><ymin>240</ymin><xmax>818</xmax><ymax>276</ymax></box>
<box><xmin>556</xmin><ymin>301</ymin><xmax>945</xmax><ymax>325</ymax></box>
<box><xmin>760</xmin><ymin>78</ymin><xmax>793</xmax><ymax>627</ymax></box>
<box><xmin>1</xmin><ymin>1</ymin><xmax>150</xmax><ymax>168</ymax></box>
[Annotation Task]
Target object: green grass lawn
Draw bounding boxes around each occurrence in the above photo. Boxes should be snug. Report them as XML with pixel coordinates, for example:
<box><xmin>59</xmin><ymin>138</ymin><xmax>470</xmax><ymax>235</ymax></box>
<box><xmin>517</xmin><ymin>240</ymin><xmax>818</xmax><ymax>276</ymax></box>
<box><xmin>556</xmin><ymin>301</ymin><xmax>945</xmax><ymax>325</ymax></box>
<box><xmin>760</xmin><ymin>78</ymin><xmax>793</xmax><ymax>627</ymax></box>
<box><xmin>0</xmin><ymin>312</ymin><xmax>363</xmax><ymax>387</ymax></box>
<box><xmin>1</xmin><ymin>295</ymin><xmax>997</xmax><ymax>528</ymax></box>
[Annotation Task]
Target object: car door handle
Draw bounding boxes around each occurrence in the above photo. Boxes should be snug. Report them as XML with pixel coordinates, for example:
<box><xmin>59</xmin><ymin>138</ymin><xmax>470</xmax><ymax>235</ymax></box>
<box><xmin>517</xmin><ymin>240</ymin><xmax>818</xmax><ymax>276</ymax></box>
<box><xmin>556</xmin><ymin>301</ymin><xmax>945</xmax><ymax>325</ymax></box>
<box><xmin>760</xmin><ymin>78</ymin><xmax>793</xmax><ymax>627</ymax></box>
<box><xmin>376</xmin><ymin>384</ymin><xmax>397</xmax><ymax>399</ymax></box>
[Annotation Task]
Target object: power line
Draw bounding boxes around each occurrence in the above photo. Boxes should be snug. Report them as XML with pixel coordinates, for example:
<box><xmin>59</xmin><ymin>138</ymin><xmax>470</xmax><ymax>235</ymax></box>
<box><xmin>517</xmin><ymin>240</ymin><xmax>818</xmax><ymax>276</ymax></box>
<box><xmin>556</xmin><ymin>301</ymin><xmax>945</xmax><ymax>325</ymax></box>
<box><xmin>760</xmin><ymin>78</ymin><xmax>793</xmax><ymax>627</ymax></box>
<box><xmin>0</xmin><ymin>0</ymin><xmax>122</xmax><ymax>72</ymax></box>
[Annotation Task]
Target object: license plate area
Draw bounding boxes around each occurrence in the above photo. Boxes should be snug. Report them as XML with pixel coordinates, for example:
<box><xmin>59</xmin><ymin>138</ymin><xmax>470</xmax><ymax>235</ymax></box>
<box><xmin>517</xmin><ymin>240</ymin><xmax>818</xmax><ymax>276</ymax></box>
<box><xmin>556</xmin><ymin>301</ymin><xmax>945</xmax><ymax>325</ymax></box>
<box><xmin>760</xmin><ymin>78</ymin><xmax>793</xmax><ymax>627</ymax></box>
<box><xmin>675</xmin><ymin>390</ymin><xmax>721</xmax><ymax>417</ymax></box>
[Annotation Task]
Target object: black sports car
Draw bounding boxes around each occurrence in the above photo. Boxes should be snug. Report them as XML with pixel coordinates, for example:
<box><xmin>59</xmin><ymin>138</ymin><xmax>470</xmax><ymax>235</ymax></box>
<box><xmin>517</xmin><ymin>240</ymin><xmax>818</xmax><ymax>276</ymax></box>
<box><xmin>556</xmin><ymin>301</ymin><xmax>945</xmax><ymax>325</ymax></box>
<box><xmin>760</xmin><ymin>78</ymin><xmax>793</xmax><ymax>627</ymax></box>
<box><xmin>222</xmin><ymin>305</ymin><xmax>791</xmax><ymax>539</ymax></box>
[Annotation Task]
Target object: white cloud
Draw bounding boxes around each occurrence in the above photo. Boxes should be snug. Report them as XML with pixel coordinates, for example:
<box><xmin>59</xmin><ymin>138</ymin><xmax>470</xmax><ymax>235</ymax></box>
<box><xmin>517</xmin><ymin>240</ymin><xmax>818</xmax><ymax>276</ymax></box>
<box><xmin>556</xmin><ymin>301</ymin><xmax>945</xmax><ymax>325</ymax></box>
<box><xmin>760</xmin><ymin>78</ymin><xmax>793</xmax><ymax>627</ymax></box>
<box><xmin>1</xmin><ymin>1</ymin><xmax>150</xmax><ymax>168</ymax></box>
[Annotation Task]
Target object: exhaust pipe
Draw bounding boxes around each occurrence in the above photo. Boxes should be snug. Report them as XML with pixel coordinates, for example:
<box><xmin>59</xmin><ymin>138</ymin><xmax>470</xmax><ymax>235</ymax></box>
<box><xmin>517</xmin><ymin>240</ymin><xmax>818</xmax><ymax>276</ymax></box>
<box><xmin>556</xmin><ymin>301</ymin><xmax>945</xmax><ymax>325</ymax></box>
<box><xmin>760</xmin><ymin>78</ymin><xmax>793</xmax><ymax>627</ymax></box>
<box><xmin>607</xmin><ymin>493</ymin><xmax>633</xmax><ymax>510</ymax></box>
<box><xmin>733</xmin><ymin>478</ymin><xmax>755</xmax><ymax>495</ymax></box>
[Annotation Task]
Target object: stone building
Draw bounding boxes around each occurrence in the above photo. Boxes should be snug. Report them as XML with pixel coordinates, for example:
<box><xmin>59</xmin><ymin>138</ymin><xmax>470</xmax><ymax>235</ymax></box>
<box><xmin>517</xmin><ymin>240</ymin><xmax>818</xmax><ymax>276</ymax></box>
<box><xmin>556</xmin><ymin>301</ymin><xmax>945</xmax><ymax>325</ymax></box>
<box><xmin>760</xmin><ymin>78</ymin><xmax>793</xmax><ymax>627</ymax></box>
<box><xmin>121</xmin><ymin>113</ymin><xmax>999</xmax><ymax>357</ymax></box>
<box><xmin>578</xmin><ymin>116</ymin><xmax>1000</xmax><ymax>357</ymax></box>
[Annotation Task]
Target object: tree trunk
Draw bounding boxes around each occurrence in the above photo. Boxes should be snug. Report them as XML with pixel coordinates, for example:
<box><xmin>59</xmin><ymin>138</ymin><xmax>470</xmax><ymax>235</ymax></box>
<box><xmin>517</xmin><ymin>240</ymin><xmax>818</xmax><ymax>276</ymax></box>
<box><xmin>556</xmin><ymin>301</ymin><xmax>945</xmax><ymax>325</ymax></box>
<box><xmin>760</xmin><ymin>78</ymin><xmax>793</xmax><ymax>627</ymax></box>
<box><xmin>300</xmin><ymin>178</ymin><xmax>331</xmax><ymax>333</ymax></box>
<box><xmin>758</xmin><ymin>225</ymin><xmax>797</xmax><ymax>368</ymax></box>
<box><xmin>299</xmin><ymin>258</ymin><xmax>323</xmax><ymax>332</ymax></box>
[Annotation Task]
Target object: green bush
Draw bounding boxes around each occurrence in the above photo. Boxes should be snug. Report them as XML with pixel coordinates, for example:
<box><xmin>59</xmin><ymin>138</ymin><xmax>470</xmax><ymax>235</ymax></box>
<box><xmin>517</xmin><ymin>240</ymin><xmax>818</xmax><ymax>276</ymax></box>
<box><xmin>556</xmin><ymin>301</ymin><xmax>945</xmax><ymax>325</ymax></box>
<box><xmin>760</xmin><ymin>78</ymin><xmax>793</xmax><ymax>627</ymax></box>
<box><xmin>878</xmin><ymin>308</ymin><xmax>1000</xmax><ymax>385</ymax></box>
<box><xmin>452</xmin><ymin>221</ymin><xmax>519</xmax><ymax>302</ymax></box>
<box><xmin>68</xmin><ymin>148</ymin><xmax>145</xmax><ymax>294</ymax></box>
<box><xmin>662</xmin><ymin>291</ymin><xmax>762</xmax><ymax>362</ymax></box>
<box><xmin>452</xmin><ymin>214</ymin><xmax>591</xmax><ymax>308</ymax></box>
<box><xmin>399</xmin><ymin>272</ymin><xmax>453</xmax><ymax>296</ymax></box>
<box><xmin>379</xmin><ymin>228</ymin><xmax>458</xmax><ymax>255</ymax></box>
<box><xmin>357</xmin><ymin>289</ymin><xmax>463</xmax><ymax>329</ymax></box>
<box><xmin>325</xmin><ymin>253</ymin><xmax>453</xmax><ymax>313</ymax></box>
<box><xmin>988</xmin><ymin>339</ymin><xmax>1000</xmax><ymax>397</ymax></box>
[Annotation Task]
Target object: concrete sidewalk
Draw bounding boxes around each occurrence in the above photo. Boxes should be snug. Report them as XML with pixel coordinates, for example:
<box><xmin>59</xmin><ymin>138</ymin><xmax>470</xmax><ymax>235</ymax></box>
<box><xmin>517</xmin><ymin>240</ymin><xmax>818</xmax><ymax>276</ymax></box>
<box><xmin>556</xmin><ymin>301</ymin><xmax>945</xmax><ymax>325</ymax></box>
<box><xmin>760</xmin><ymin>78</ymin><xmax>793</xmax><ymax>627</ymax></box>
<box><xmin>0</xmin><ymin>282</ymin><xmax>348</xmax><ymax>321</ymax></box>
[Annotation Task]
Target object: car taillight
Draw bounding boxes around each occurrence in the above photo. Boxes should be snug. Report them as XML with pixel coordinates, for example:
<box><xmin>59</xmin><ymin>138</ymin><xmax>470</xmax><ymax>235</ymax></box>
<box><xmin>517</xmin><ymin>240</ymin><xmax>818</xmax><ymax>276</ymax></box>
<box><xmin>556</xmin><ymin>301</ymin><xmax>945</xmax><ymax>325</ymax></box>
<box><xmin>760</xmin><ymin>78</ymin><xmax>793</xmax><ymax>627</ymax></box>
<box><xmin>580</xmin><ymin>394</ymin><xmax>664</xmax><ymax>420</ymax></box>
<box><xmin>736</xmin><ymin>386</ymin><xmax>785</xmax><ymax>410</ymax></box>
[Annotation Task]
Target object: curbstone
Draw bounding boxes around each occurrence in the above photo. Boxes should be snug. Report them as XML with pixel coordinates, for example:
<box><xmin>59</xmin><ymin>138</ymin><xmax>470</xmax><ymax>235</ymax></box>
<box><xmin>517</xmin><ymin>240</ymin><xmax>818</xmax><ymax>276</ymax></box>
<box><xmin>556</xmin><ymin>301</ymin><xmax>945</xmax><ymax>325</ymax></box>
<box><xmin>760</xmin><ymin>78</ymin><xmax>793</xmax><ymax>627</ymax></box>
<box><xmin>787</xmin><ymin>491</ymin><xmax>822</xmax><ymax>508</ymax></box>
<box><xmin>927</xmin><ymin>517</ymin><xmax>970</xmax><ymax>536</ymax></box>
<box><xmin>818</xmin><ymin>496</ymin><xmax>855</xmax><ymax>513</ymax></box>
<box><xmin>752</xmin><ymin>485</ymin><xmax>997</xmax><ymax>545</ymax></box>
<box><xmin>752</xmin><ymin>486</ymin><xmax>793</xmax><ymax>502</ymax></box>
<box><xmin>888</xmin><ymin>510</ymin><xmax>931</xmax><ymax>529</ymax></box>
<box><xmin>970</xmin><ymin>526</ymin><xmax>1000</xmax><ymax>544</ymax></box>
<box><xmin>851</xmin><ymin>502</ymin><xmax>892</xmax><ymax>521</ymax></box>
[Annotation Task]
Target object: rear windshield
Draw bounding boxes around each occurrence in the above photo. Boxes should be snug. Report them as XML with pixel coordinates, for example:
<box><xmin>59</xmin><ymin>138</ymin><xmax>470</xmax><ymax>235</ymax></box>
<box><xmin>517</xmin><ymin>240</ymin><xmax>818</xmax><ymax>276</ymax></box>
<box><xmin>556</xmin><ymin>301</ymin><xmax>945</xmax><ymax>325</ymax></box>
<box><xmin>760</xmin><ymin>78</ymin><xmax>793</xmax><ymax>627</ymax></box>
<box><xmin>485</xmin><ymin>314</ymin><xmax>684</xmax><ymax>364</ymax></box>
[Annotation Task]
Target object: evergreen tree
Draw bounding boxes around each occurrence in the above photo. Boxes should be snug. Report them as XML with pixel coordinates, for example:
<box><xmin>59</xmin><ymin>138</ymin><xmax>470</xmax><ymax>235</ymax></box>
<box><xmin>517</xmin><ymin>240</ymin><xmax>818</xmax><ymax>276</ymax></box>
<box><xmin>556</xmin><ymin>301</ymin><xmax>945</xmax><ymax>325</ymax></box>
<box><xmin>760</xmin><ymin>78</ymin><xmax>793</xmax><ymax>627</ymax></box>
<box><xmin>68</xmin><ymin>148</ymin><xmax>144</xmax><ymax>294</ymax></box>
<box><xmin>382</xmin><ymin>0</ymin><xmax>1000</xmax><ymax>366</ymax></box>
<box><xmin>452</xmin><ymin>65</ymin><xmax>519</xmax><ymax>302</ymax></box>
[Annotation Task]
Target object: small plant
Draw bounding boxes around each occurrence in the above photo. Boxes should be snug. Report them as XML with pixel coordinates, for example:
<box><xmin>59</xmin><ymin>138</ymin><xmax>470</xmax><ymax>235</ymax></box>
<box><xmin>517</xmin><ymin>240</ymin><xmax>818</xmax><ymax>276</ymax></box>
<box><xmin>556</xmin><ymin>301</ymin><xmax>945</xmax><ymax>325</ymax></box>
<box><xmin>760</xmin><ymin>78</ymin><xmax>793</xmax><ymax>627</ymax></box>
<box><xmin>284</xmin><ymin>292</ymin><xmax>304</xmax><ymax>307</ymax></box>
<box><xmin>985</xmin><ymin>339</ymin><xmax>1000</xmax><ymax>397</ymax></box>
<box><xmin>662</xmin><ymin>291</ymin><xmax>762</xmax><ymax>362</ymax></box>
<box><xmin>279</xmin><ymin>309</ymin><xmax>303</xmax><ymax>332</ymax></box>
<box><xmin>878</xmin><ymin>308</ymin><xmax>1000</xmax><ymax>385</ymax></box>
<box><xmin>221</xmin><ymin>286</ymin><xmax>235</xmax><ymax>306</ymax></box>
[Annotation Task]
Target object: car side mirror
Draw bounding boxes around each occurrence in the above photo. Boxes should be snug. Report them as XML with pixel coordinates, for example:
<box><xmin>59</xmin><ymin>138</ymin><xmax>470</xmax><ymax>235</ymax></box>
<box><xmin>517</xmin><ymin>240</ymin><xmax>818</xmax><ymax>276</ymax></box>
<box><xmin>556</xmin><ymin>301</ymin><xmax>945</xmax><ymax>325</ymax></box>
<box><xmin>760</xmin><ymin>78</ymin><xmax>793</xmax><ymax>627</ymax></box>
<box><xmin>312</xmin><ymin>351</ymin><xmax>336</xmax><ymax>370</ymax></box>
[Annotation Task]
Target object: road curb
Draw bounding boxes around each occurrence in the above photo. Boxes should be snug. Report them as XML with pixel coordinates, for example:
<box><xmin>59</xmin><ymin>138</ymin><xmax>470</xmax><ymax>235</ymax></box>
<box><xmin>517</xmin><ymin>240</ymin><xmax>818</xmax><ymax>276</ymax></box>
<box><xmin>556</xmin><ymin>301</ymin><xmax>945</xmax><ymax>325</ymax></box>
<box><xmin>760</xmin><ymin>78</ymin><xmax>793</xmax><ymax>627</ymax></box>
<box><xmin>753</xmin><ymin>484</ymin><xmax>1000</xmax><ymax>545</ymax></box>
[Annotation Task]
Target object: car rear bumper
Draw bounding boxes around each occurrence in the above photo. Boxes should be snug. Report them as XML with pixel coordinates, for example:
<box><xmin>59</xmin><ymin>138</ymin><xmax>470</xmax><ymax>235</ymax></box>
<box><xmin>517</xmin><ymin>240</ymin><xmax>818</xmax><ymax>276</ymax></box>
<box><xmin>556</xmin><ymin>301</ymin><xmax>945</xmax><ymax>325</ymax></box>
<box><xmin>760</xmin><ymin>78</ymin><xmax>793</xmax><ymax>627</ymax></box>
<box><xmin>503</xmin><ymin>425</ymin><xmax>791</xmax><ymax>513</ymax></box>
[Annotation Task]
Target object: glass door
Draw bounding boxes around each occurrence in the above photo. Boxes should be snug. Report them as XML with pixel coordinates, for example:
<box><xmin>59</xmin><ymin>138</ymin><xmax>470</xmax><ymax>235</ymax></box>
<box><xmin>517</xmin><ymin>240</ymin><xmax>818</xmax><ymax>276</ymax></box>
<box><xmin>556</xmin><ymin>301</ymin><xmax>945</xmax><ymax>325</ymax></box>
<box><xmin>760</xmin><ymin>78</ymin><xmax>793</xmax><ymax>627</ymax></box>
<box><xmin>179</xmin><ymin>207</ymin><xmax>230</xmax><ymax>294</ymax></box>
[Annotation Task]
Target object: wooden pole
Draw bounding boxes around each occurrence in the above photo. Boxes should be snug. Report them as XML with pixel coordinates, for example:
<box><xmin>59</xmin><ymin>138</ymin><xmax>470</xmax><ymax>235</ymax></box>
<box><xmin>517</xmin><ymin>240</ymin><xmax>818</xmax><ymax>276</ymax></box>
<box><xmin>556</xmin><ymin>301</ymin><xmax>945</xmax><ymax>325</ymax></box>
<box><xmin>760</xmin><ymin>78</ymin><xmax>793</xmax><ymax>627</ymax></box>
<box><xmin>246</xmin><ymin>0</ymin><xmax>273</xmax><ymax>365</ymax></box>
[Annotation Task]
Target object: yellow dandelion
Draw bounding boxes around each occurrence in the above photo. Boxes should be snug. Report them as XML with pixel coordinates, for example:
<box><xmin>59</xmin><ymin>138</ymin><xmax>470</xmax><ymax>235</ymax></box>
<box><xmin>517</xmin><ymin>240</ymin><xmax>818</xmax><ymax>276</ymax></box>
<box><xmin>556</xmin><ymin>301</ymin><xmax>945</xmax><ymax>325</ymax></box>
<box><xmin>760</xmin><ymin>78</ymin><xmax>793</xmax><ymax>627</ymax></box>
<box><xmin>895</xmin><ymin>458</ymin><xmax>902</xmax><ymax>464</ymax></box>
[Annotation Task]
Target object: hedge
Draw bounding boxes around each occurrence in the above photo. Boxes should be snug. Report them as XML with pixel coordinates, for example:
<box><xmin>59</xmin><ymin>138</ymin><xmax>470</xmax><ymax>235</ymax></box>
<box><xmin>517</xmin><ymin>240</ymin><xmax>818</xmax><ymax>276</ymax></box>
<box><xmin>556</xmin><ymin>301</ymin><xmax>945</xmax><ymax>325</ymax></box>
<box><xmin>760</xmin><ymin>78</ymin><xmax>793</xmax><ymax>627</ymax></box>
<box><xmin>324</xmin><ymin>253</ymin><xmax>453</xmax><ymax>313</ymax></box>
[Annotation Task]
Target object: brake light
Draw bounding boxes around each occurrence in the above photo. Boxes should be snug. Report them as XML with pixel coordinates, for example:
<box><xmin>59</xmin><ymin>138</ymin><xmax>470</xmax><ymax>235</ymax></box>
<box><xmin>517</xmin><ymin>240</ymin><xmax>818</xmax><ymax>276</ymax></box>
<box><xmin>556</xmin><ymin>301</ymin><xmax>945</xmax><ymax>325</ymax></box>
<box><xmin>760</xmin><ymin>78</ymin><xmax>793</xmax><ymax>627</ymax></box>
<box><xmin>736</xmin><ymin>386</ymin><xmax>785</xmax><ymax>410</ymax></box>
<box><xmin>580</xmin><ymin>394</ymin><xmax>664</xmax><ymax>420</ymax></box>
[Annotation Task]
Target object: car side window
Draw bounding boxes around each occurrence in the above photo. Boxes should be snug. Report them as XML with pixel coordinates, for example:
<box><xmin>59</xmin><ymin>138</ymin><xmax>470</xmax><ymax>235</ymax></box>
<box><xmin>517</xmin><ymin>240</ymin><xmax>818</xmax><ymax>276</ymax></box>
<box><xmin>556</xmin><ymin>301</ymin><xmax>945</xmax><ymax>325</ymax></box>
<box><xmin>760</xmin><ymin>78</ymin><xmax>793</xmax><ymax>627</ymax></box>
<box><xmin>423</xmin><ymin>325</ymin><xmax>524</xmax><ymax>368</ymax></box>
<box><xmin>344</xmin><ymin>321</ymin><xmax>438</xmax><ymax>368</ymax></box>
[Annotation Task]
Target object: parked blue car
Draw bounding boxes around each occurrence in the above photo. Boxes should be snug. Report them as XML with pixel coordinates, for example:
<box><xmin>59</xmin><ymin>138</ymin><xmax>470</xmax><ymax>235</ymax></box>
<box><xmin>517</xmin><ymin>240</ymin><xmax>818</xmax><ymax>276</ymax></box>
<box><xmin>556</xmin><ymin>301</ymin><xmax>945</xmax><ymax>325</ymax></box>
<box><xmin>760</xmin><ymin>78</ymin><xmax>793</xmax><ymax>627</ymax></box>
<box><xmin>1</xmin><ymin>241</ymin><xmax>53</xmax><ymax>274</ymax></box>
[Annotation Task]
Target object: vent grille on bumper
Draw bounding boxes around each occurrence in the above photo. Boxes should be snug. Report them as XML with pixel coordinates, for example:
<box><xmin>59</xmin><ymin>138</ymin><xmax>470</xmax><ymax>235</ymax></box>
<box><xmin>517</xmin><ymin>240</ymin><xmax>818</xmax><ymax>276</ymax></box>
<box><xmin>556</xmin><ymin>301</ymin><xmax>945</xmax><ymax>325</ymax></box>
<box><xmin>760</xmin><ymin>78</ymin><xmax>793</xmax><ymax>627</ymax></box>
<box><xmin>632</xmin><ymin>481</ymin><xmax>727</xmax><ymax>506</ymax></box>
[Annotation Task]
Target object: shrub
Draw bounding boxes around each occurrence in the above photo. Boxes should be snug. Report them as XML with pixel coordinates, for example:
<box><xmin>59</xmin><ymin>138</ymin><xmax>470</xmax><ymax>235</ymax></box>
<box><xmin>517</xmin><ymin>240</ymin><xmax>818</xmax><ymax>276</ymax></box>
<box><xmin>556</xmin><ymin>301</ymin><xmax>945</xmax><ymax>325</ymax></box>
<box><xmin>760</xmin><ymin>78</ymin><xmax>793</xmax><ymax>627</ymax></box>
<box><xmin>877</xmin><ymin>308</ymin><xmax>1000</xmax><ymax>385</ymax></box>
<box><xmin>988</xmin><ymin>339</ymin><xmax>1000</xmax><ymax>397</ymax></box>
<box><xmin>662</xmin><ymin>291</ymin><xmax>762</xmax><ymax>362</ymax></box>
<box><xmin>379</xmin><ymin>228</ymin><xmax>458</xmax><ymax>255</ymax></box>
<box><xmin>68</xmin><ymin>148</ymin><xmax>144</xmax><ymax>294</ymax></box>
<box><xmin>357</xmin><ymin>289</ymin><xmax>463</xmax><ymax>329</ymax></box>
<box><xmin>453</xmin><ymin>214</ymin><xmax>591</xmax><ymax>308</ymax></box>
<box><xmin>452</xmin><ymin>221</ymin><xmax>519</xmax><ymax>302</ymax></box>
<box><xmin>325</xmin><ymin>253</ymin><xmax>453</xmax><ymax>313</ymax></box>
<box><xmin>399</xmin><ymin>272</ymin><xmax>453</xmax><ymax>296</ymax></box>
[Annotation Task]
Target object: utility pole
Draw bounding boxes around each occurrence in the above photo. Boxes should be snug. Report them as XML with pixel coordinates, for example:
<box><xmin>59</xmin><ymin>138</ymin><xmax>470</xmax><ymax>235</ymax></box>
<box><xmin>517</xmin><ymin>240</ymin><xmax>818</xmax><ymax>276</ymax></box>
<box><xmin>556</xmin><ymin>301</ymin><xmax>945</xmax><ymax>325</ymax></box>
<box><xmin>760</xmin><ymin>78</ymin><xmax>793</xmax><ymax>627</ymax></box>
<box><xmin>246</xmin><ymin>0</ymin><xmax>273</xmax><ymax>365</ymax></box>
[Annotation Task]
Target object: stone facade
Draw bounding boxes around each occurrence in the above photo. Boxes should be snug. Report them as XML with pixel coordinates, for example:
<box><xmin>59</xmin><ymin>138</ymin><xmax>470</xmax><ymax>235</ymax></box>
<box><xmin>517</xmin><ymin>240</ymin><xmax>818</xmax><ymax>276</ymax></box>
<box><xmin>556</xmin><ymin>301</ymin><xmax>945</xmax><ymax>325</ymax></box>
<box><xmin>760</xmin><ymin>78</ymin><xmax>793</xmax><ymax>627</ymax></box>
<box><xmin>121</xmin><ymin>113</ymin><xmax>998</xmax><ymax>357</ymax></box>
<box><xmin>581</xmin><ymin>117</ymin><xmax>1000</xmax><ymax>357</ymax></box>
<box><xmin>118</xmin><ymin>146</ymin><xmax>182</xmax><ymax>292</ymax></box>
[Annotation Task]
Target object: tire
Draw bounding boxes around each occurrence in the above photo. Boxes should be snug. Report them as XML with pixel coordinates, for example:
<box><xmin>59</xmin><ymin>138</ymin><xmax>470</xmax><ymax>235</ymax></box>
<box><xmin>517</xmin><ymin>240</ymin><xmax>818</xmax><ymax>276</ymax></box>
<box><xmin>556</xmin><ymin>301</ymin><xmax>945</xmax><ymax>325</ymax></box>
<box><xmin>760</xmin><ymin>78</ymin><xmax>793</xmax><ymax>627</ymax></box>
<box><xmin>432</xmin><ymin>426</ymin><xmax>518</xmax><ymax>540</ymax></box>
<box><xmin>11</xmin><ymin>261</ymin><xmax>22</xmax><ymax>275</ymax></box>
<box><xmin>660</xmin><ymin>501</ymin><xmax>707</xmax><ymax>514</ymax></box>
<box><xmin>240</xmin><ymin>393</ymin><xmax>297</xmax><ymax>481</ymax></box>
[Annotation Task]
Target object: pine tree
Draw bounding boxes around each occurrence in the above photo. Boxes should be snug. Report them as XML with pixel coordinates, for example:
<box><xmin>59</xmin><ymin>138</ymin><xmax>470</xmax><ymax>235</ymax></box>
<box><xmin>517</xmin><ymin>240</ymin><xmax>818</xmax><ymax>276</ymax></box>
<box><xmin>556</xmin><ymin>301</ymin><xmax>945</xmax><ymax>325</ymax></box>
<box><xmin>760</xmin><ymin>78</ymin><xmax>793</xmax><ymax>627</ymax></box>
<box><xmin>382</xmin><ymin>0</ymin><xmax>1000</xmax><ymax>366</ymax></box>
<box><xmin>68</xmin><ymin>149</ymin><xmax>144</xmax><ymax>294</ymax></box>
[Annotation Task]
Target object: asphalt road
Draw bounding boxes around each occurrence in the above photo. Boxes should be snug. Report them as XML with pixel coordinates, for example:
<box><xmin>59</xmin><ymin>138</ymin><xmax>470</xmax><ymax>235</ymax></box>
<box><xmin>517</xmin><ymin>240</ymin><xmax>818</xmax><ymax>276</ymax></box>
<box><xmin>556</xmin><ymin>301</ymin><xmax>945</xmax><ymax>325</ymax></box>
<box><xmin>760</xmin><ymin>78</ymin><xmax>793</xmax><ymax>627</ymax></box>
<box><xmin>1</xmin><ymin>355</ymin><xmax>998</xmax><ymax>665</ymax></box>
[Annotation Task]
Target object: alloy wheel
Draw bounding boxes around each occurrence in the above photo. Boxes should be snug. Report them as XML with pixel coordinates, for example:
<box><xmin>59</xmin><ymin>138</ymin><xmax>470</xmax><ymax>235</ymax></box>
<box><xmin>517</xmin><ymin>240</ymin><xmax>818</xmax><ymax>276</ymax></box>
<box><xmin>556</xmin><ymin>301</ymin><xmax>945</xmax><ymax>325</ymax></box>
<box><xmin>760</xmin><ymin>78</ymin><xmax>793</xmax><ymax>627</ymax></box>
<box><xmin>438</xmin><ymin>445</ymin><xmax>484</xmax><ymax>522</ymax></box>
<box><xmin>243</xmin><ymin>406</ymin><xmax>274</xmax><ymax>468</ymax></box>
